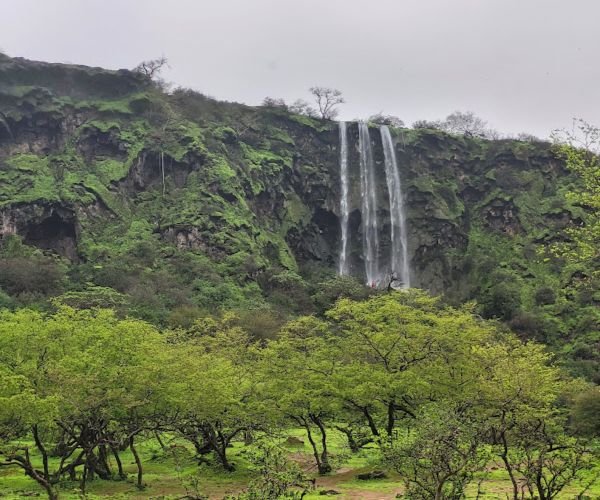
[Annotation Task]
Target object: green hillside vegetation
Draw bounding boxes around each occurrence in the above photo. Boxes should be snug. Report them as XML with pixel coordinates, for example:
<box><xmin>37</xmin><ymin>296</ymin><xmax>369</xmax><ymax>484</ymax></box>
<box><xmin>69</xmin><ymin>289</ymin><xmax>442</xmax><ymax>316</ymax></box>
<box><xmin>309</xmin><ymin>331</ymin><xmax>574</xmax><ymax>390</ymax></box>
<box><xmin>0</xmin><ymin>55</ymin><xmax>599</xmax><ymax>498</ymax></box>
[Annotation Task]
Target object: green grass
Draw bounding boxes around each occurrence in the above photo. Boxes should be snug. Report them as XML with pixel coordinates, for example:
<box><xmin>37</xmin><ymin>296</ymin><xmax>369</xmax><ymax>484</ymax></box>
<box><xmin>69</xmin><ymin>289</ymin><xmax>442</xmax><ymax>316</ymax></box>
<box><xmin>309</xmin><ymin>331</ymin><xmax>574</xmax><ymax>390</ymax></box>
<box><xmin>2</xmin><ymin>429</ymin><xmax>597</xmax><ymax>499</ymax></box>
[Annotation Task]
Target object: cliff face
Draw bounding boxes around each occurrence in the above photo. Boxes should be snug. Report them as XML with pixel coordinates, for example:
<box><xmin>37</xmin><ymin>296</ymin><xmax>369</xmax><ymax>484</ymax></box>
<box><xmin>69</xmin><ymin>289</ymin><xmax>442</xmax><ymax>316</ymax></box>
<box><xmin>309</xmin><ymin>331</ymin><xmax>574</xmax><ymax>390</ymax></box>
<box><xmin>0</xmin><ymin>56</ymin><xmax>591</xmax><ymax>324</ymax></box>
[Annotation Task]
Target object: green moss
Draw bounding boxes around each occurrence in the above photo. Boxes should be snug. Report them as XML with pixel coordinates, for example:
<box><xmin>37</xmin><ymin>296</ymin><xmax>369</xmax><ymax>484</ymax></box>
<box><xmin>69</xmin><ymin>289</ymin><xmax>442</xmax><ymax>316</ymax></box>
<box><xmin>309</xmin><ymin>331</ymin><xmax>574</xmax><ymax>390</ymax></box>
<box><xmin>6</xmin><ymin>153</ymin><xmax>48</xmax><ymax>172</ymax></box>
<box><xmin>240</xmin><ymin>143</ymin><xmax>291</xmax><ymax>171</ymax></box>
<box><xmin>94</xmin><ymin>159</ymin><xmax>129</xmax><ymax>183</ymax></box>
<box><xmin>157</xmin><ymin>120</ymin><xmax>208</xmax><ymax>161</ymax></box>
<box><xmin>279</xmin><ymin>193</ymin><xmax>311</xmax><ymax>236</ymax></box>
<box><xmin>72</xmin><ymin>92</ymin><xmax>151</xmax><ymax>115</ymax></box>
<box><xmin>205</xmin><ymin>154</ymin><xmax>238</xmax><ymax>192</ymax></box>
<box><xmin>213</xmin><ymin>126</ymin><xmax>238</xmax><ymax>142</ymax></box>
<box><xmin>410</xmin><ymin>176</ymin><xmax>464</xmax><ymax>220</ymax></box>
<box><xmin>288</xmin><ymin>113</ymin><xmax>331</xmax><ymax>132</ymax></box>
<box><xmin>266</xmin><ymin>126</ymin><xmax>295</xmax><ymax>145</ymax></box>
<box><xmin>0</xmin><ymin>154</ymin><xmax>58</xmax><ymax>205</ymax></box>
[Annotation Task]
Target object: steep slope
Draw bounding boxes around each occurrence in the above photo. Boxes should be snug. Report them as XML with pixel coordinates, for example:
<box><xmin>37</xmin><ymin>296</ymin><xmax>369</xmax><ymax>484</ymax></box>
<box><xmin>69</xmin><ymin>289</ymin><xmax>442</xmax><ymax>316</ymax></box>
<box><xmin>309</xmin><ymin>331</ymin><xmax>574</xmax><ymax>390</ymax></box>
<box><xmin>0</xmin><ymin>55</ymin><xmax>597</xmax><ymax>379</ymax></box>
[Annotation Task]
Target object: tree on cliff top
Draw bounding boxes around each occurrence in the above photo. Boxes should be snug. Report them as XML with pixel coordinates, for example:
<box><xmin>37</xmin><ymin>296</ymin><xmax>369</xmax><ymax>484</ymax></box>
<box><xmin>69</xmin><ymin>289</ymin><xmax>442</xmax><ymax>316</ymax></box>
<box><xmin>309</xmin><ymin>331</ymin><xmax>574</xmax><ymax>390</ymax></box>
<box><xmin>133</xmin><ymin>56</ymin><xmax>168</xmax><ymax>79</ymax></box>
<box><xmin>309</xmin><ymin>87</ymin><xmax>345</xmax><ymax>120</ymax></box>
<box><xmin>441</xmin><ymin>111</ymin><xmax>488</xmax><ymax>137</ymax></box>
<box><xmin>133</xmin><ymin>56</ymin><xmax>169</xmax><ymax>90</ymax></box>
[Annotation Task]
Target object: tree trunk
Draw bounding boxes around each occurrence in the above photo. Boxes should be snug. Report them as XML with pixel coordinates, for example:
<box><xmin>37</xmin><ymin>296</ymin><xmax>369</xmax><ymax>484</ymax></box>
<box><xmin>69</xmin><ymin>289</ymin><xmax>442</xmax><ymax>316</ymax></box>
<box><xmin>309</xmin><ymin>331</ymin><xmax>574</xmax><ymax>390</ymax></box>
<box><xmin>129</xmin><ymin>436</ymin><xmax>144</xmax><ymax>490</ymax></box>
<box><xmin>191</xmin><ymin>436</ymin><xmax>212</xmax><ymax>456</ymax></box>
<box><xmin>386</xmin><ymin>401</ymin><xmax>395</xmax><ymax>438</ymax></box>
<box><xmin>311</xmin><ymin>415</ymin><xmax>332</xmax><ymax>474</ymax></box>
<box><xmin>32</xmin><ymin>425</ymin><xmax>50</xmax><ymax>481</ymax></box>
<box><xmin>303</xmin><ymin>422</ymin><xmax>323</xmax><ymax>473</ymax></box>
<box><xmin>111</xmin><ymin>445</ymin><xmax>126</xmax><ymax>479</ymax></box>
<box><xmin>14</xmin><ymin>447</ymin><xmax>57</xmax><ymax>500</ymax></box>
<box><xmin>362</xmin><ymin>406</ymin><xmax>380</xmax><ymax>438</ymax></box>
<box><xmin>98</xmin><ymin>445</ymin><xmax>112</xmax><ymax>478</ymax></box>
<box><xmin>214</xmin><ymin>429</ymin><xmax>235</xmax><ymax>472</ymax></box>
<box><xmin>498</xmin><ymin>431</ymin><xmax>519</xmax><ymax>500</ymax></box>
<box><xmin>434</xmin><ymin>482</ymin><xmax>444</xmax><ymax>500</ymax></box>
<box><xmin>214</xmin><ymin>445</ymin><xmax>234</xmax><ymax>472</ymax></box>
<box><xmin>80</xmin><ymin>464</ymin><xmax>88</xmax><ymax>494</ymax></box>
<box><xmin>335</xmin><ymin>426</ymin><xmax>359</xmax><ymax>453</ymax></box>
<box><xmin>43</xmin><ymin>483</ymin><xmax>58</xmax><ymax>500</ymax></box>
<box><xmin>154</xmin><ymin>431</ymin><xmax>167</xmax><ymax>451</ymax></box>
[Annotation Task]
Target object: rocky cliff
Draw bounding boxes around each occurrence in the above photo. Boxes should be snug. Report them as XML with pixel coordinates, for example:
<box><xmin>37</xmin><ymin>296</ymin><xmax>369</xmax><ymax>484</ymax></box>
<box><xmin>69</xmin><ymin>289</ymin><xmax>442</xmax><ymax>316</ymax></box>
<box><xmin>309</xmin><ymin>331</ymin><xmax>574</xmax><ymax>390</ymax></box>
<box><xmin>0</xmin><ymin>55</ymin><xmax>597</xmax><ymax>380</ymax></box>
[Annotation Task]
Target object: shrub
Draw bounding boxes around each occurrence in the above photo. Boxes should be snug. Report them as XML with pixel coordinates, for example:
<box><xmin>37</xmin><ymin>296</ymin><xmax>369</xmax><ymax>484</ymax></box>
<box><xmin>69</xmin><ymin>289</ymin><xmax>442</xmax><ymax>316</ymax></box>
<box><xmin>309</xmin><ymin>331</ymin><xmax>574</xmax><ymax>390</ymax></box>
<box><xmin>479</xmin><ymin>281</ymin><xmax>521</xmax><ymax>321</ymax></box>
<box><xmin>0</xmin><ymin>256</ymin><xmax>66</xmax><ymax>296</ymax></box>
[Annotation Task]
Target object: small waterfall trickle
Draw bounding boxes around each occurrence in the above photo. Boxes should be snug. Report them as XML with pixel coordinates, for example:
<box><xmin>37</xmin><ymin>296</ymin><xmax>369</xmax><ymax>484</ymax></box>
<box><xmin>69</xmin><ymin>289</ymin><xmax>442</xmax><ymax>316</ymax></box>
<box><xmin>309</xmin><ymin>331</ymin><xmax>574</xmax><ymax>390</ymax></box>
<box><xmin>358</xmin><ymin>122</ymin><xmax>380</xmax><ymax>287</ymax></box>
<box><xmin>381</xmin><ymin>126</ymin><xmax>410</xmax><ymax>288</ymax></box>
<box><xmin>338</xmin><ymin>122</ymin><xmax>350</xmax><ymax>276</ymax></box>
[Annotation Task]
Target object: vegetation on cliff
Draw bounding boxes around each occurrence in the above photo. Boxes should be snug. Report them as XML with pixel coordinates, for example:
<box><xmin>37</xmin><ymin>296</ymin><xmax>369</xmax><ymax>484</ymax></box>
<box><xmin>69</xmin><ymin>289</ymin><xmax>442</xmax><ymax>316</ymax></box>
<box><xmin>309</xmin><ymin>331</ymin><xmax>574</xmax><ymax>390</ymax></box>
<box><xmin>0</xmin><ymin>55</ymin><xmax>599</xmax><ymax>498</ymax></box>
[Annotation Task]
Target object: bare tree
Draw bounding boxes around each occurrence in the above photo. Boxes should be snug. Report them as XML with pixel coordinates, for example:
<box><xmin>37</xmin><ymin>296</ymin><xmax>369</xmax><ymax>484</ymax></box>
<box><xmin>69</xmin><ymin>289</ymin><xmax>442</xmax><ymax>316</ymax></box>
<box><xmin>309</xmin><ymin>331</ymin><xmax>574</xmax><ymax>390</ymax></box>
<box><xmin>133</xmin><ymin>56</ymin><xmax>169</xmax><ymax>80</ymax></box>
<box><xmin>441</xmin><ymin>111</ymin><xmax>488</xmax><ymax>137</ymax></box>
<box><xmin>551</xmin><ymin>117</ymin><xmax>600</xmax><ymax>154</ymax></box>
<box><xmin>309</xmin><ymin>87</ymin><xmax>345</xmax><ymax>120</ymax></box>
<box><xmin>289</xmin><ymin>99</ymin><xmax>317</xmax><ymax>118</ymax></box>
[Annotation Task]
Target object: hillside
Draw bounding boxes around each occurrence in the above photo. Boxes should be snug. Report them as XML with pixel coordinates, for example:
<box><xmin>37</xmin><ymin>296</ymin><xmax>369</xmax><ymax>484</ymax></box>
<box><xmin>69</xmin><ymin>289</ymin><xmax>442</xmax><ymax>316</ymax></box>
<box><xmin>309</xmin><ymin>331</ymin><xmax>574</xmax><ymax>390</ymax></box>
<box><xmin>0</xmin><ymin>54</ymin><xmax>597</xmax><ymax>380</ymax></box>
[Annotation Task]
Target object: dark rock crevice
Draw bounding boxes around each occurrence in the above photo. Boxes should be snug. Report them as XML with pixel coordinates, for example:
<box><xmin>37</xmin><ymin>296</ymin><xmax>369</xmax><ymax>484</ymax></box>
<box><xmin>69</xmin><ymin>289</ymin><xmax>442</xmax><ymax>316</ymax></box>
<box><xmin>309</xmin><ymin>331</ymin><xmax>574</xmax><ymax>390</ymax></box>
<box><xmin>0</xmin><ymin>203</ymin><xmax>80</xmax><ymax>260</ymax></box>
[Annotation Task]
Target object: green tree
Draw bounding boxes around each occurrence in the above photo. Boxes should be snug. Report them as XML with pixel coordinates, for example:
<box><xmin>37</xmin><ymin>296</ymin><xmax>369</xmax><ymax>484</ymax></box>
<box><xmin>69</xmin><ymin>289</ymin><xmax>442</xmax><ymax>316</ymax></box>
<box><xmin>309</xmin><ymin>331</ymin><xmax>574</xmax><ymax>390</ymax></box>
<box><xmin>169</xmin><ymin>316</ymin><xmax>263</xmax><ymax>471</ymax></box>
<box><xmin>474</xmin><ymin>340</ymin><xmax>596</xmax><ymax>500</ymax></box>
<box><xmin>260</xmin><ymin>316</ymin><xmax>339</xmax><ymax>474</ymax></box>
<box><xmin>384</xmin><ymin>404</ymin><xmax>490</xmax><ymax>500</ymax></box>
<box><xmin>571</xmin><ymin>387</ymin><xmax>600</xmax><ymax>437</ymax></box>
<box><xmin>0</xmin><ymin>307</ymin><xmax>172</xmax><ymax>496</ymax></box>
<box><xmin>231</xmin><ymin>441</ymin><xmax>311</xmax><ymax>499</ymax></box>
<box><xmin>551</xmin><ymin>119</ymin><xmax>600</xmax><ymax>265</ymax></box>
<box><xmin>326</xmin><ymin>291</ymin><xmax>492</xmax><ymax>440</ymax></box>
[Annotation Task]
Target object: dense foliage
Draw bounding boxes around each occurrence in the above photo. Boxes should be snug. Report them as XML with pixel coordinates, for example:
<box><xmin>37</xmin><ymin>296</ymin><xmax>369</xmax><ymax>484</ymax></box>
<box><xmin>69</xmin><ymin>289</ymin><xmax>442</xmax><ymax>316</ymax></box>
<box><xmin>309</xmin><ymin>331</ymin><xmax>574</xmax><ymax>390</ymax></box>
<box><xmin>0</xmin><ymin>292</ymin><xmax>598</xmax><ymax>498</ymax></box>
<box><xmin>1</xmin><ymin>55</ymin><xmax>599</xmax><ymax>498</ymax></box>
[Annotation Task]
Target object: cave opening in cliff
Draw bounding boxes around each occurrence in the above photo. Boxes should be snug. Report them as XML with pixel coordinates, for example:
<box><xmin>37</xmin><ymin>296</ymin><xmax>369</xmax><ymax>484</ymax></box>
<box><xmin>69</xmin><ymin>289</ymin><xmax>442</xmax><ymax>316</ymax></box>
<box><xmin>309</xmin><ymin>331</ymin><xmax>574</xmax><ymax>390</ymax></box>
<box><xmin>22</xmin><ymin>212</ymin><xmax>78</xmax><ymax>260</ymax></box>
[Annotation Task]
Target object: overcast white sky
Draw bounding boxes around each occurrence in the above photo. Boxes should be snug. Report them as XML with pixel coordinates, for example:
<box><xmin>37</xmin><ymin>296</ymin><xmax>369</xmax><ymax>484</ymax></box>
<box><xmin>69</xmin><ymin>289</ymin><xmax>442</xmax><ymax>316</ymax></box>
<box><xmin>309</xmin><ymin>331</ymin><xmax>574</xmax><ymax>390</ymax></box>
<box><xmin>2</xmin><ymin>0</ymin><xmax>600</xmax><ymax>137</ymax></box>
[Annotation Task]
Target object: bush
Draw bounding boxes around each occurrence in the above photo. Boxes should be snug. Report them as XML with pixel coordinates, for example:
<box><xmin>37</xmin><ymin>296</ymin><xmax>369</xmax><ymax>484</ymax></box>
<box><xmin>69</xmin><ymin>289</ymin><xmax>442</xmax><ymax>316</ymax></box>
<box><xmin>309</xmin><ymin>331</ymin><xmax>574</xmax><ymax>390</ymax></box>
<box><xmin>0</xmin><ymin>288</ymin><xmax>14</xmax><ymax>309</ymax></box>
<box><xmin>0</xmin><ymin>256</ymin><xmax>66</xmax><ymax>296</ymax></box>
<box><xmin>571</xmin><ymin>388</ymin><xmax>600</xmax><ymax>437</ymax></box>
<box><xmin>535</xmin><ymin>286</ymin><xmax>557</xmax><ymax>305</ymax></box>
<box><xmin>232</xmin><ymin>442</ymin><xmax>310</xmax><ymax>499</ymax></box>
<box><xmin>312</xmin><ymin>275</ymin><xmax>372</xmax><ymax>313</ymax></box>
<box><xmin>231</xmin><ymin>307</ymin><xmax>285</xmax><ymax>341</ymax></box>
<box><xmin>265</xmin><ymin>271</ymin><xmax>313</xmax><ymax>314</ymax></box>
<box><xmin>54</xmin><ymin>286</ymin><xmax>128</xmax><ymax>311</ymax></box>
<box><xmin>479</xmin><ymin>281</ymin><xmax>521</xmax><ymax>321</ymax></box>
<box><xmin>509</xmin><ymin>312</ymin><xmax>549</xmax><ymax>342</ymax></box>
<box><xmin>412</xmin><ymin>119</ymin><xmax>442</xmax><ymax>130</ymax></box>
<box><xmin>261</xmin><ymin>97</ymin><xmax>288</xmax><ymax>110</ymax></box>
<box><xmin>368</xmin><ymin>113</ymin><xmax>404</xmax><ymax>128</ymax></box>
<box><xmin>167</xmin><ymin>305</ymin><xmax>206</xmax><ymax>329</ymax></box>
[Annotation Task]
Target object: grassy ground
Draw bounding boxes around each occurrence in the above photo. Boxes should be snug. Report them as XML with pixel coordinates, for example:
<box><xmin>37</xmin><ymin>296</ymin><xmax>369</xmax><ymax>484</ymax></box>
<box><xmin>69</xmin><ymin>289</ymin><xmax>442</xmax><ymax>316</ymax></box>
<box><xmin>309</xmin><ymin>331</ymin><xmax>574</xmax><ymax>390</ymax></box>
<box><xmin>0</xmin><ymin>430</ymin><xmax>598</xmax><ymax>499</ymax></box>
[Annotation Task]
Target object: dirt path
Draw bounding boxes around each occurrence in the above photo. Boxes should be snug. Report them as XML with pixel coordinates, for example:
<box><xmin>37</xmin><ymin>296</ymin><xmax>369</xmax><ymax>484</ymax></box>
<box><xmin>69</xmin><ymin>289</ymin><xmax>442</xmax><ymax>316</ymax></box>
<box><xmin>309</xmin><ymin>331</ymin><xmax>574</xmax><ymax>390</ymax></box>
<box><xmin>313</xmin><ymin>466</ymin><xmax>403</xmax><ymax>499</ymax></box>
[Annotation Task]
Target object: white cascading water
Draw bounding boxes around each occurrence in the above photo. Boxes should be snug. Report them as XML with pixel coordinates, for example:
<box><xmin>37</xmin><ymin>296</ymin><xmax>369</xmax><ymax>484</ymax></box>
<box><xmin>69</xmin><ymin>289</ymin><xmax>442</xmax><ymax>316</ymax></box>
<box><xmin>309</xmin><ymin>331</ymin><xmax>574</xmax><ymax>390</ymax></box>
<box><xmin>358</xmin><ymin>122</ymin><xmax>380</xmax><ymax>287</ymax></box>
<box><xmin>338</xmin><ymin>122</ymin><xmax>350</xmax><ymax>276</ymax></box>
<box><xmin>380</xmin><ymin>126</ymin><xmax>410</xmax><ymax>288</ymax></box>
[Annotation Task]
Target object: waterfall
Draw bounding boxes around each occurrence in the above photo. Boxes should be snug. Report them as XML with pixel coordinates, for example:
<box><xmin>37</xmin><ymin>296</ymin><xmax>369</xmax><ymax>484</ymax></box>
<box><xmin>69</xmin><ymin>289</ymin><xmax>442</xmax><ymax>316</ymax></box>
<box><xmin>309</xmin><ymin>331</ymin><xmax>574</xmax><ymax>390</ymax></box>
<box><xmin>338</xmin><ymin>122</ymin><xmax>350</xmax><ymax>276</ymax></box>
<box><xmin>358</xmin><ymin>122</ymin><xmax>380</xmax><ymax>287</ymax></box>
<box><xmin>381</xmin><ymin>126</ymin><xmax>410</xmax><ymax>288</ymax></box>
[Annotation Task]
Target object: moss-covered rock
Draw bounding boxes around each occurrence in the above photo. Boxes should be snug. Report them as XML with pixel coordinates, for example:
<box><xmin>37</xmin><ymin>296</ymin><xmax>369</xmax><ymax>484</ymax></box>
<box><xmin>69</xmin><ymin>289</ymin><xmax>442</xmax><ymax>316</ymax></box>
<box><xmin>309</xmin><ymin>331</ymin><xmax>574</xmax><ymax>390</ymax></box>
<box><xmin>0</xmin><ymin>55</ymin><xmax>597</xmax><ymax>382</ymax></box>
